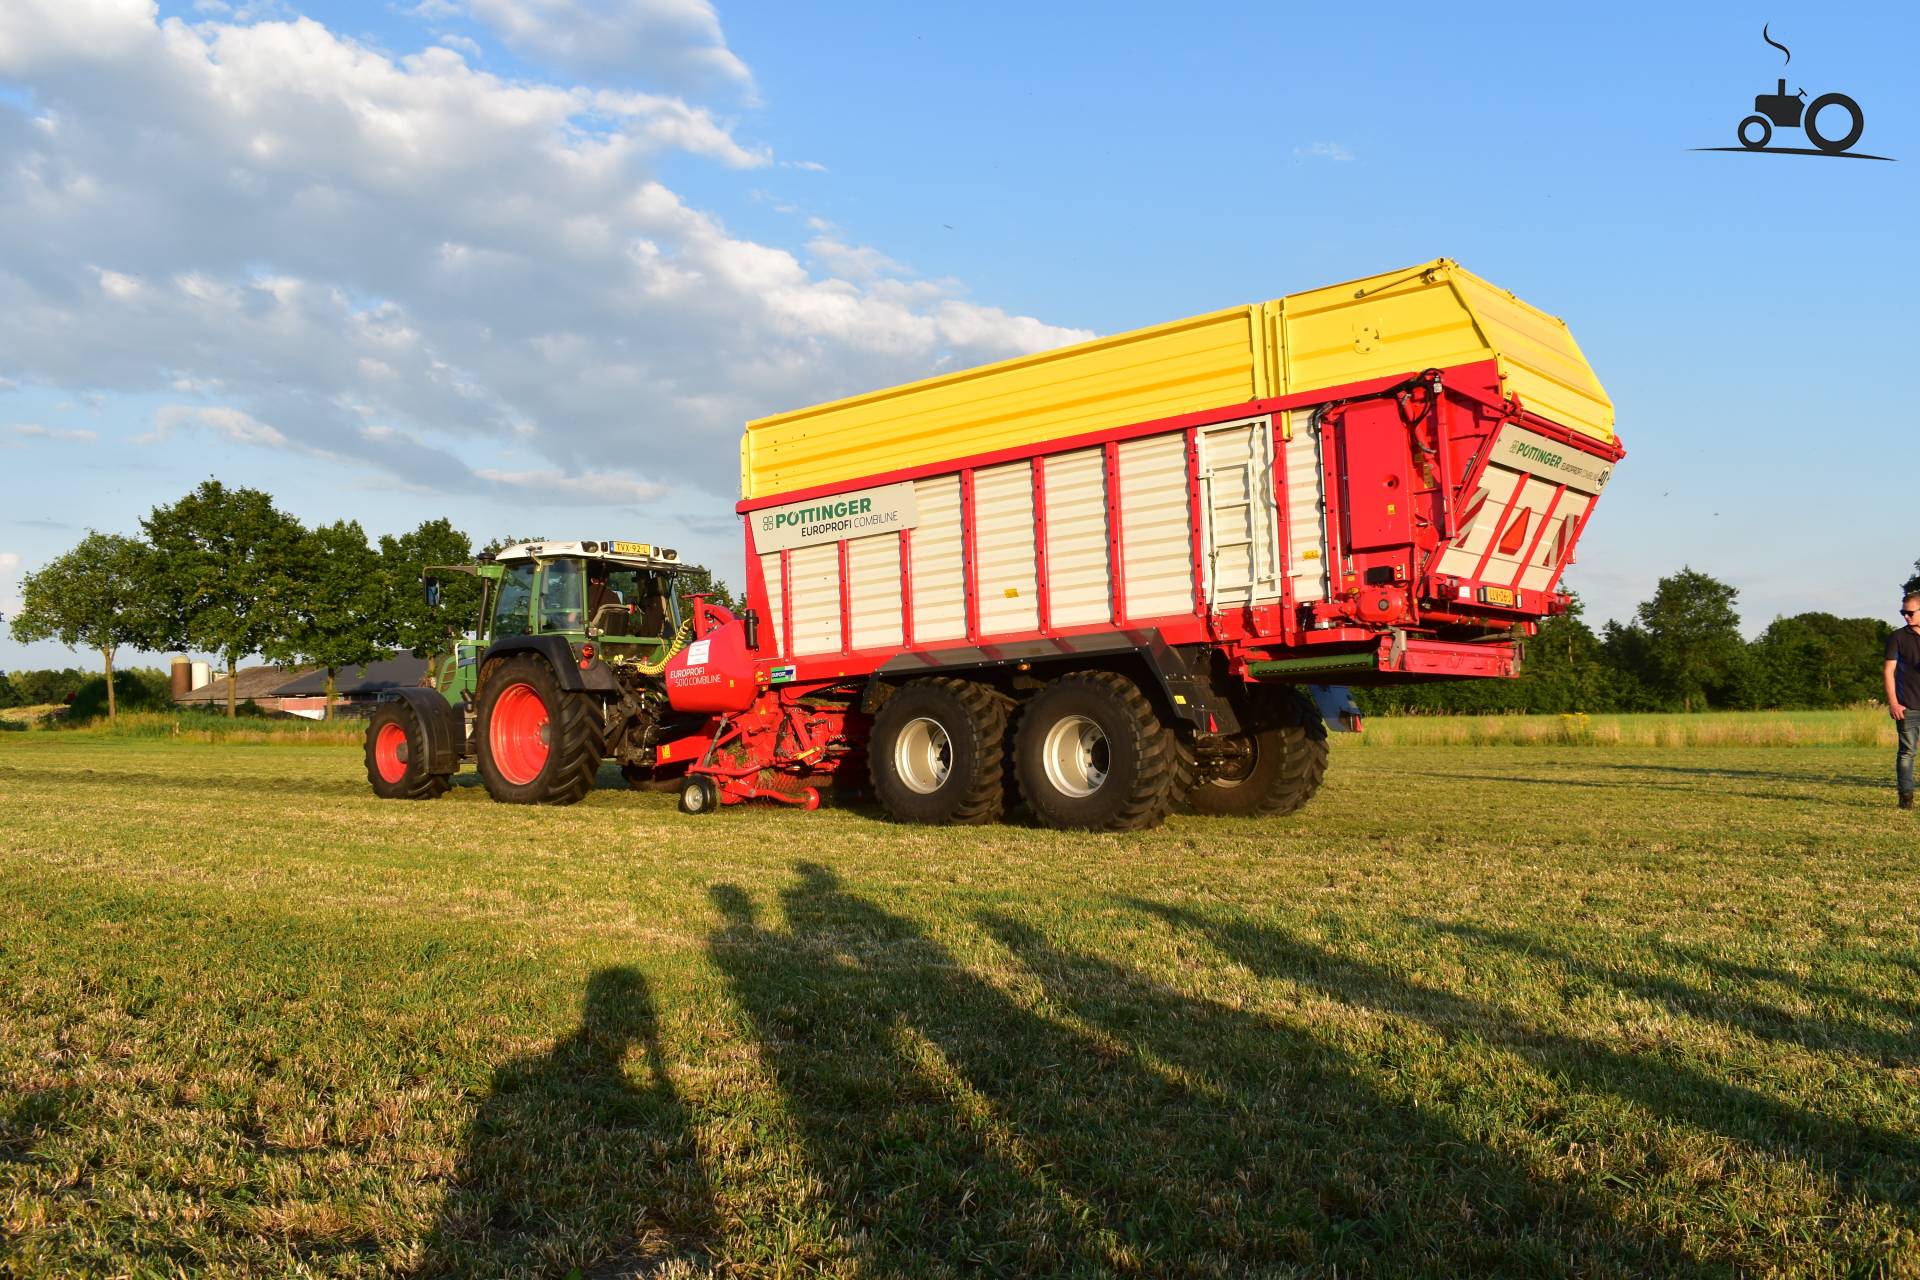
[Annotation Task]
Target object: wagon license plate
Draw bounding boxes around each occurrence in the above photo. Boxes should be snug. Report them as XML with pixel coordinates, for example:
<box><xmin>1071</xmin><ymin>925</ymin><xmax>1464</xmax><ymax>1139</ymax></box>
<box><xmin>1477</xmin><ymin>585</ymin><xmax>1518</xmax><ymax>608</ymax></box>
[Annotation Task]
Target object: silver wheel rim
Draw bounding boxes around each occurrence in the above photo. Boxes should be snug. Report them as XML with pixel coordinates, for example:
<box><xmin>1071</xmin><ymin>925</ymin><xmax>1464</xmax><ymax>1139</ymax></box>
<box><xmin>1042</xmin><ymin>714</ymin><xmax>1108</xmax><ymax>799</ymax></box>
<box><xmin>685</xmin><ymin>781</ymin><xmax>707</xmax><ymax>812</ymax></box>
<box><xmin>894</xmin><ymin>717</ymin><xmax>953</xmax><ymax>794</ymax></box>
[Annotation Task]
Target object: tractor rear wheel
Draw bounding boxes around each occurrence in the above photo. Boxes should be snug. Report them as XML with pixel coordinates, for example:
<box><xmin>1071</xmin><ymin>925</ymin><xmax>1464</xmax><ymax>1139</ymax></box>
<box><xmin>475</xmin><ymin>655</ymin><xmax>605</xmax><ymax>805</ymax></box>
<box><xmin>364</xmin><ymin>700</ymin><xmax>451</xmax><ymax>800</ymax></box>
<box><xmin>1185</xmin><ymin>686</ymin><xmax>1329</xmax><ymax>817</ymax></box>
<box><xmin>869</xmin><ymin>678</ymin><xmax>1007</xmax><ymax>825</ymax></box>
<box><xmin>1014</xmin><ymin>671</ymin><xmax>1180</xmax><ymax>831</ymax></box>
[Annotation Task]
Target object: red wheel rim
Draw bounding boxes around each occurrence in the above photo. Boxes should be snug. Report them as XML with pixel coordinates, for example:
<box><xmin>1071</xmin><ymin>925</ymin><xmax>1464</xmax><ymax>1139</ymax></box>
<box><xmin>490</xmin><ymin>682</ymin><xmax>550</xmax><ymax>785</ymax></box>
<box><xmin>374</xmin><ymin>722</ymin><xmax>409</xmax><ymax>784</ymax></box>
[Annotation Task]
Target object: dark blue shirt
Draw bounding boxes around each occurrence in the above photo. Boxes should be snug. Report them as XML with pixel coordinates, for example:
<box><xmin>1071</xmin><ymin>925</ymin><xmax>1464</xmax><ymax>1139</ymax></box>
<box><xmin>1888</xmin><ymin>628</ymin><xmax>1920</xmax><ymax>708</ymax></box>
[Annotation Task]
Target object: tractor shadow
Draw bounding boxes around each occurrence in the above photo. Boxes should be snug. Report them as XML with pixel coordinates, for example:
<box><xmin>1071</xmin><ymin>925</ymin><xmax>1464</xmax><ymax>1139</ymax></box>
<box><xmin>414</xmin><ymin>967</ymin><xmax>714</xmax><ymax>1278</ymax></box>
<box><xmin>706</xmin><ymin>862</ymin><xmax>1719</xmax><ymax>1275</ymax></box>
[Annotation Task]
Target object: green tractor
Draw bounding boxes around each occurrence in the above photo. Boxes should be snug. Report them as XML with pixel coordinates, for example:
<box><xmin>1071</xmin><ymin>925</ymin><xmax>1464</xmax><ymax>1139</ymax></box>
<box><xmin>364</xmin><ymin>539</ymin><xmax>706</xmax><ymax>805</ymax></box>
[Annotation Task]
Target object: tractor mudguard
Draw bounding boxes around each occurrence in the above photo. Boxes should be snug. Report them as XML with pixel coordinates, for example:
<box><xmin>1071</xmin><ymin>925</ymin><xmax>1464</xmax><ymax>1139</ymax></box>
<box><xmin>865</xmin><ymin>629</ymin><xmax>1239</xmax><ymax>736</ymax></box>
<box><xmin>385</xmin><ymin>687</ymin><xmax>466</xmax><ymax>773</ymax></box>
<box><xmin>482</xmin><ymin>635</ymin><xmax>620</xmax><ymax>695</ymax></box>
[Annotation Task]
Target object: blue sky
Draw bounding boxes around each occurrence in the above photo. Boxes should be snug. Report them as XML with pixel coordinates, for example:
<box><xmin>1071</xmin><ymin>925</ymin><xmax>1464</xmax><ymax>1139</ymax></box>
<box><xmin>1</xmin><ymin>0</ymin><xmax>1914</xmax><ymax>671</ymax></box>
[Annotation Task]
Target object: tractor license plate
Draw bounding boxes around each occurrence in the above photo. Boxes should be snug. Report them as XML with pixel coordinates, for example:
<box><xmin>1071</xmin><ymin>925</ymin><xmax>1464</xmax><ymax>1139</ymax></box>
<box><xmin>1477</xmin><ymin>585</ymin><xmax>1518</xmax><ymax>608</ymax></box>
<box><xmin>609</xmin><ymin>541</ymin><xmax>651</xmax><ymax>556</ymax></box>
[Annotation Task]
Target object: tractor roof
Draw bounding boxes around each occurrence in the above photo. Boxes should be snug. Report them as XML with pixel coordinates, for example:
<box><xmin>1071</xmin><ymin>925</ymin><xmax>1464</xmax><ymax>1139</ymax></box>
<box><xmin>489</xmin><ymin>539</ymin><xmax>684</xmax><ymax>569</ymax></box>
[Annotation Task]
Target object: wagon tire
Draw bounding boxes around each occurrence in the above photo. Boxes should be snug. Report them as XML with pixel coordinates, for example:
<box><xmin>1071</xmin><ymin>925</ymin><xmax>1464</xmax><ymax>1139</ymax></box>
<box><xmin>868</xmin><ymin>678</ymin><xmax>1007</xmax><ymax>825</ymax></box>
<box><xmin>1186</xmin><ymin>686</ymin><xmax>1328</xmax><ymax>817</ymax></box>
<box><xmin>364</xmin><ymin>700</ymin><xmax>451</xmax><ymax>800</ymax></box>
<box><xmin>474</xmin><ymin>655</ymin><xmax>605</xmax><ymax>805</ymax></box>
<box><xmin>1015</xmin><ymin>671</ymin><xmax>1179</xmax><ymax>831</ymax></box>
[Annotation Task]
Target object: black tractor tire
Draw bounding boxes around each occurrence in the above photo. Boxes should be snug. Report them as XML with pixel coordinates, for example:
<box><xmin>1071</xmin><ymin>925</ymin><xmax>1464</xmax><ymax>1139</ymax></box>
<box><xmin>1014</xmin><ymin>670</ymin><xmax>1180</xmax><ymax>831</ymax></box>
<box><xmin>1737</xmin><ymin>113</ymin><xmax>1772</xmax><ymax>150</ymax></box>
<box><xmin>868</xmin><ymin>678</ymin><xmax>1007</xmax><ymax>825</ymax></box>
<box><xmin>622</xmin><ymin>762</ymin><xmax>686</xmax><ymax>792</ymax></box>
<box><xmin>474</xmin><ymin>654</ymin><xmax>605</xmax><ymax>805</ymax></box>
<box><xmin>1185</xmin><ymin>686</ymin><xmax>1329</xmax><ymax>818</ymax></box>
<box><xmin>364</xmin><ymin>700</ymin><xmax>452</xmax><ymax>800</ymax></box>
<box><xmin>1803</xmin><ymin>92</ymin><xmax>1864</xmax><ymax>153</ymax></box>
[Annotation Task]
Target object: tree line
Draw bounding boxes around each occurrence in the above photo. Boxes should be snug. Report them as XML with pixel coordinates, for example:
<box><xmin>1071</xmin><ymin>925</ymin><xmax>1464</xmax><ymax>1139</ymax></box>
<box><xmin>4</xmin><ymin>479</ymin><xmax>728</xmax><ymax>721</ymax></box>
<box><xmin>1357</xmin><ymin>568</ymin><xmax>1895</xmax><ymax>715</ymax></box>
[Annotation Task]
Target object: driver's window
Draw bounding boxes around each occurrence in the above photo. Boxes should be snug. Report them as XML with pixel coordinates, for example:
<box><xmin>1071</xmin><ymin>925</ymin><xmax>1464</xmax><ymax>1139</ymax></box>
<box><xmin>491</xmin><ymin>562</ymin><xmax>534</xmax><ymax>638</ymax></box>
<box><xmin>539</xmin><ymin>559</ymin><xmax>585</xmax><ymax>631</ymax></box>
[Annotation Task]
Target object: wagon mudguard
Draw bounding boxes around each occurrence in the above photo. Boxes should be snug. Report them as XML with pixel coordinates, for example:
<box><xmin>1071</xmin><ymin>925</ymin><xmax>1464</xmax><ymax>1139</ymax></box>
<box><xmin>384</xmin><ymin>686</ymin><xmax>466</xmax><ymax>774</ymax></box>
<box><xmin>865</xmin><ymin>630</ymin><xmax>1239</xmax><ymax>736</ymax></box>
<box><xmin>481</xmin><ymin>635</ymin><xmax>620</xmax><ymax>695</ymax></box>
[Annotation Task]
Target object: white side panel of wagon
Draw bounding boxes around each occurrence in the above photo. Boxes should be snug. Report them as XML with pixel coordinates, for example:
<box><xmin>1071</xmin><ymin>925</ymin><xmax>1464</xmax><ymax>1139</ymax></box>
<box><xmin>974</xmin><ymin>461</ymin><xmax>1040</xmax><ymax>635</ymax></box>
<box><xmin>1117</xmin><ymin>434</ymin><xmax>1195</xmax><ymax>620</ymax></box>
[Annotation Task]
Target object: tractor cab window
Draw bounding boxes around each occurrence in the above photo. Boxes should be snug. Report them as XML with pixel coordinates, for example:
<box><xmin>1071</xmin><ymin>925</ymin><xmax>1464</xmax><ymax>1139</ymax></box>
<box><xmin>491</xmin><ymin>561</ymin><xmax>535</xmax><ymax>638</ymax></box>
<box><xmin>623</xmin><ymin>568</ymin><xmax>679</xmax><ymax>639</ymax></box>
<box><xmin>539</xmin><ymin>558</ymin><xmax>586</xmax><ymax>632</ymax></box>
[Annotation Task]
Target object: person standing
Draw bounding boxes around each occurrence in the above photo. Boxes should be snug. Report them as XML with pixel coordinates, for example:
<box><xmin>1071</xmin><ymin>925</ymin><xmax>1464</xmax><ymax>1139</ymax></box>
<box><xmin>1885</xmin><ymin>593</ymin><xmax>1920</xmax><ymax>809</ymax></box>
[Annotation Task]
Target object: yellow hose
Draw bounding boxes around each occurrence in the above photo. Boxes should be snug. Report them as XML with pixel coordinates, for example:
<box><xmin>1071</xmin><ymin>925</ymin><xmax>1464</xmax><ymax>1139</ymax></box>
<box><xmin>631</xmin><ymin>617</ymin><xmax>694</xmax><ymax>676</ymax></box>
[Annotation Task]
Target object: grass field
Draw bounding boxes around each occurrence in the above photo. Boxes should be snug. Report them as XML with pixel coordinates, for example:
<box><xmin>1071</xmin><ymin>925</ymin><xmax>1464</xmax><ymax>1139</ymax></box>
<box><xmin>2</xmin><ymin>725</ymin><xmax>1916</xmax><ymax>1277</ymax></box>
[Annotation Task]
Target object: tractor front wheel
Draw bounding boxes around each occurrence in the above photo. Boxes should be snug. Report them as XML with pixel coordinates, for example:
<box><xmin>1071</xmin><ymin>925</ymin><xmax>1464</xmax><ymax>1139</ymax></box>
<box><xmin>475</xmin><ymin>655</ymin><xmax>605</xmax><ymax>805</ymax></box>
<box><xmin>364</xmin><ymin>700</ymin><xmax>451</xmax><ymax>800</ymax></box>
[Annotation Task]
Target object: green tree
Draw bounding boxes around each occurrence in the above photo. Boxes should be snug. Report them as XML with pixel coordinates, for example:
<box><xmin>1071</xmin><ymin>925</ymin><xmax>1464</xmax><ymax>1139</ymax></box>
<box><xmin>377</xmin><ymin>519</ymin><xmax>478</xmax><ymax>657</ymax></box>
<box><xmin>1745</xmin><ymin>613</ymin><xmax>1892</xmax><ymax>709</ymax></box>
<box><xmin>141</xmin><ymin>480</ymin><xmax>306</xmax><ymax>717</ymax></box>
<box><xmin>276</xmin><ymin>520</ymin><xmax>389</xmax><ymax>719</ymax></box>
<box><xmin>1635</xmin><ymin>568</ymin><xmax>1744</xmax><ymax>712</ymax></box>
<box><xmin>673</xmin><ymin>564</ymin><xmax>735</xmax><ymax>620</ymax></box>
<box><xmin>6</xmin><ymin>533</ymin><xmax>157</xmax><ymax>722</ymax></box>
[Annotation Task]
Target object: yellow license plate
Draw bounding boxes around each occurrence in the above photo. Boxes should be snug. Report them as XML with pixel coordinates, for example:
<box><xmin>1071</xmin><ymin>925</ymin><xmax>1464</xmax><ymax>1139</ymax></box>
<box><xmin>1478</xmin><ymin>585</ymin><xmax>1518</xmax><ymax>607</ymax></box>
<box><xmin>609</xmin><ymin>541</ymin><xmax>652</xmax><ymax>556</ymax></box>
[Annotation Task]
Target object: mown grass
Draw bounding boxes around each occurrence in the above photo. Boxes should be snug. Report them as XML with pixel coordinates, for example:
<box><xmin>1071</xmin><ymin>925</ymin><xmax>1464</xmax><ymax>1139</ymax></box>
<box><xmin>1</xmin><ymin>729</ymin><xmax>1916</xmax><ymax>1277</ymax></box>
<box><xmin>1357</xmin><ymin>707</ymin><xmax>1894</xmax><ymax>749</ymax></box>
<box><xmin>4</xmin><ymin>709</ymin><xmax>365</xmax><ymax>745</ymax></box>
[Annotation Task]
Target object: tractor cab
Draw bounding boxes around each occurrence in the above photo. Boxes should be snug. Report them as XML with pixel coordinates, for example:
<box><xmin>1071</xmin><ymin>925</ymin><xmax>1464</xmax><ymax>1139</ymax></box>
<box><xmin>426</xmin><ymin>539</ymin><xmax>691</xmax><ymax>703</ymax></box>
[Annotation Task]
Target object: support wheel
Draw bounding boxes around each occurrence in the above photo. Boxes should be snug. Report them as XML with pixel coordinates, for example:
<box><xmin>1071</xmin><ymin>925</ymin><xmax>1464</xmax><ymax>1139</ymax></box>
<box><xmin>678</xmin><ymin>775</ymin><xmax>720</xmax><ymax>814</ymax></box>
<box><xmin>1014</xmin><ymin>671</ymin><xmax>1179</xmax><ymax>831</ymax></box>
<box><xmin>868</xmin><ymin>678</ymin><xmax>1008</xmax><ymax>825</ymax></box>
<box><xmin>475</xmin><ymin>655</ymin><xmax>605</xmax><ymax>805</ymax></box>
<box><xmin>1185</xmin><ymin>686</ymin><xmax>1329</xmax><ymax>817</ymax></box>
<box><xmin>364</xmin><ymin>700</ymin><xmax>451</xmax><ymax>800</ymax></box>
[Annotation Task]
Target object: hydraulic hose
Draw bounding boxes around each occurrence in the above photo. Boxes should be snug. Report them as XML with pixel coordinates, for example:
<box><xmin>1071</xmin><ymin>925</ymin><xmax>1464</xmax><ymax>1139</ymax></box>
<box><xmin>631</xmin><ymin>617</ymin><xmax>694</xmax><ymax>677</ymax></box>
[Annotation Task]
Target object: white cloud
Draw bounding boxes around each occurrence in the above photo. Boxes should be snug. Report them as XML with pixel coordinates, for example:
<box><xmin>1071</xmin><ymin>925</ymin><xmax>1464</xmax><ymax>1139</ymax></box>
<box><xmin>1293</xmin><ymin>141</ymin><xmax>1354</xmax><ymax>162</ymax></box>
<box><xmin>9</xmin><ymin>423</ymin><xmax>100</xmax><ymax>443</ymax></box>
<box><xmin>474</xmin><ymin>466</ymin><xmax>665</xmax><ymax>504</ymax></box>
<box><xmin>436</xmin><ymin>33</ymin><xmax>484</xmax><ymax>59</ymax></box>
<box><xmin>0</xmin><ymin>0</ymin><xmax>1087</xmax><ymax>507</ymax></box>
<box><xmin>455</xmin><ymin>0</ymin><xmax>754</xmax><ymax>97</ymax></box>
<box><xmin>144</xmin><ymin>404</ymin><xmax>295</xmax><ymax>450</ymax></box>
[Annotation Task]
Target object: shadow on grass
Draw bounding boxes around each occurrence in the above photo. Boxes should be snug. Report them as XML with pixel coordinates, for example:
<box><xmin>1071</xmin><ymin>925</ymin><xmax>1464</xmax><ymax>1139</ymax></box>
<box><xmin>706</xmin><ymin>862</ymin><xmax>1715</xmax><ymax>1276</ymax></box>
<box><xmin>1132</xmin><ymin>900</ymin><xmax>1920</xmax><ymax>1215</ymax></box>
<box><xmin>415</xmin><ymin>967</ymin><xmax>712</xmax><ymax>1278</ymax></box>
<box><xmin>1414</xmin><ymin>918</ymin><xmax>1918</xmax><ymax>1066</ymax></box>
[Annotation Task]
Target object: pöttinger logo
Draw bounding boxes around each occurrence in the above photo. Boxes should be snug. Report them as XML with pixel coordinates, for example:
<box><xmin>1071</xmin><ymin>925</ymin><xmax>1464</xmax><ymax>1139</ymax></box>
<box><xmin>1694</xmin><ymin>25</ymin><xmax>1893</xmax><ymax>162</ymax></box>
